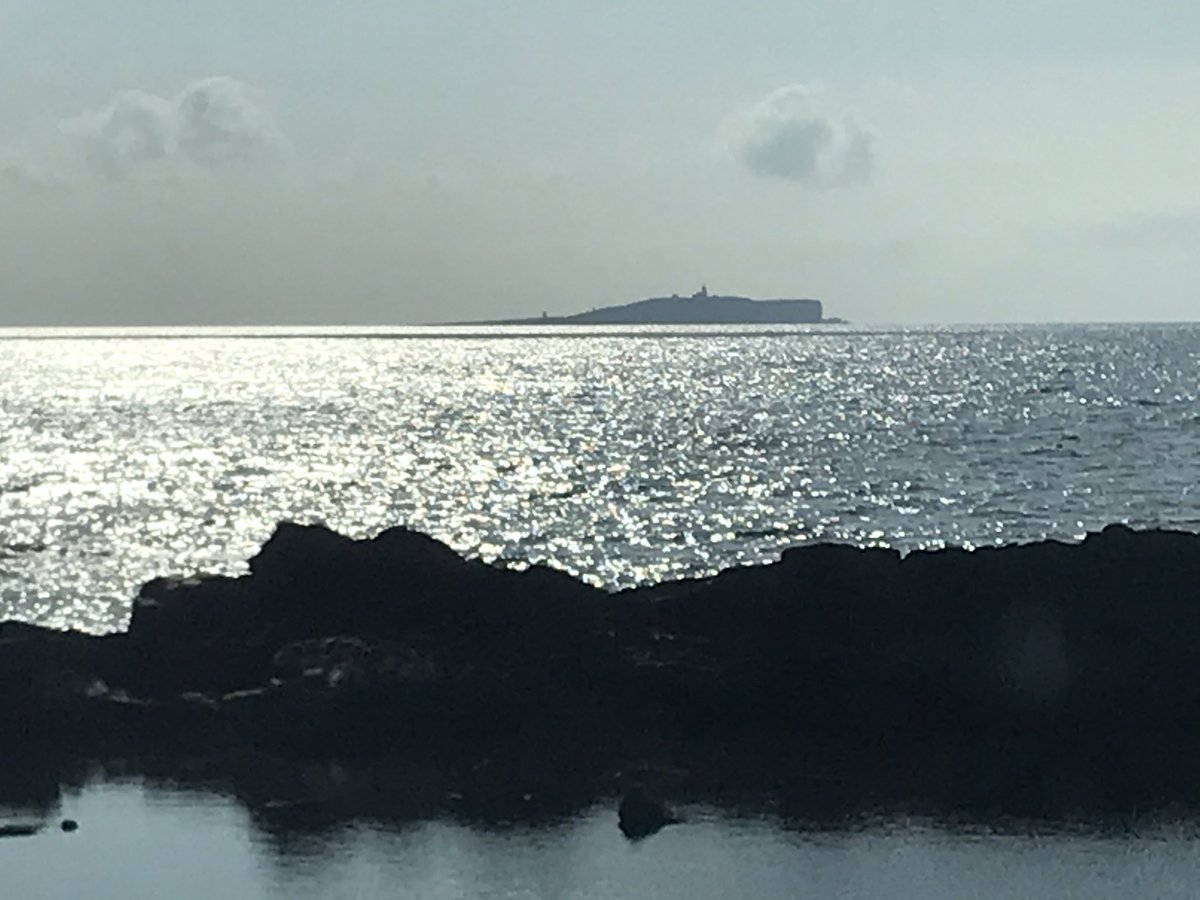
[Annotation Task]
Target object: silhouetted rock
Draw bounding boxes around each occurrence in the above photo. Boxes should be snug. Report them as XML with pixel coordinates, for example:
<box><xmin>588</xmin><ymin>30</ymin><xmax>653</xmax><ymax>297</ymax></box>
<box><xmin>5</xmin><ymin>520</ymin><xmax>1200</xmax><ymax>818</ymax></box>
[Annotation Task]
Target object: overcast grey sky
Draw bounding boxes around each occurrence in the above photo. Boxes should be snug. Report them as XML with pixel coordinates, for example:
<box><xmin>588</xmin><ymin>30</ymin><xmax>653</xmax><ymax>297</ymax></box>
<box><xmin>2</xmin><ymin>1</ymin><xmax>1198</xmax><ymax>325</ymax></box>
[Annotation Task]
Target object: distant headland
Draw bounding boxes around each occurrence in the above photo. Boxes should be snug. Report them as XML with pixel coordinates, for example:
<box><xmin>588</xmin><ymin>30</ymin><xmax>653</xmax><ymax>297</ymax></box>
<box><xmin>447</xmin><ymin>286</ymin><xmax>839</xmax><ymax>326</ymax></box>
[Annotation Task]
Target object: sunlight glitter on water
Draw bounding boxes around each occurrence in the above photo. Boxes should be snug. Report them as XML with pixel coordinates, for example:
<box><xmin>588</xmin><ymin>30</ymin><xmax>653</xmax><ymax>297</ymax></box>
<box><xmin>2</xmin><ymin>323</ymin><xmax>1200</xmax><ymax>632</ymax></box>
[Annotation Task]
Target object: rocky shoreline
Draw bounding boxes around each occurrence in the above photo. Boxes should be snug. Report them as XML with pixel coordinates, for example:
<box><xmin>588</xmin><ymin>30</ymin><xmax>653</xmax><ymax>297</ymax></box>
<box><xmin>4</xmin><ymin>522</ymin><xmax>1200</xmax><ymax>824</ymax></box>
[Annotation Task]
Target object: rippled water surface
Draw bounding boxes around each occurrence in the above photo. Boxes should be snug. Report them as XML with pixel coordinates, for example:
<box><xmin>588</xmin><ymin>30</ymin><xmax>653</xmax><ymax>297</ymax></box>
<box><xmin>2</xmin><ymin>323</ymin><xmax>1199</xmax><ymax>631</ymax></box>
<box><xmin>4</xmin><ymin>780</ymin><xmax>1200</xmax><ymax>900</ymax></box>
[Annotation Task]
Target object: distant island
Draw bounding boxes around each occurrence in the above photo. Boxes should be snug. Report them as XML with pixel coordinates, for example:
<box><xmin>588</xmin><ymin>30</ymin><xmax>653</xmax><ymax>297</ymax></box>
<box><xmin>447</xmin><ymin>286</ymin><xmax>839</xmax><ymax>325</ymax></box>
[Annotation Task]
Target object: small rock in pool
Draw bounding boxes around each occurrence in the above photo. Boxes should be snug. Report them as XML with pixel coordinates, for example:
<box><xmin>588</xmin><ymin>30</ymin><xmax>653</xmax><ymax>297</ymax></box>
<box><xmin>618</xmin><ymin>791</ymin><xmax>679</xmax><ymax>840</ymax></box>
<box><xmin>61</xmin><ymin>820</ymin><xmax>79</xmax><ymax>833</ymax></box>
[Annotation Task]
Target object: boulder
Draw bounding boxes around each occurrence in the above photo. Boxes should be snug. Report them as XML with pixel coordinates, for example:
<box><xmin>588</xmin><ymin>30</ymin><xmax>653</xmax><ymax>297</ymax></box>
<box><xmin>618</xmin><ymin>788</ymin><xmax>679</xmax><ymax>839</ymax></box>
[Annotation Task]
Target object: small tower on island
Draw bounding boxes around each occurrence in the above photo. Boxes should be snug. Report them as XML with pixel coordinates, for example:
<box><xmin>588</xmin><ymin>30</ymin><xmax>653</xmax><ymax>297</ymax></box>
<box><xmin>691</xmin><ymin>284</ymin><xmax>709</xmax><ymax>300</ymax></box>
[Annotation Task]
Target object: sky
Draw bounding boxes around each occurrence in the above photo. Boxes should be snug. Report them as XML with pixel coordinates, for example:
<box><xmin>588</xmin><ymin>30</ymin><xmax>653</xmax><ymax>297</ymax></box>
<box><xmin>1</xmin><ymin>1</ymin><xmax>1198</xmax><ymax>325</ymax></box>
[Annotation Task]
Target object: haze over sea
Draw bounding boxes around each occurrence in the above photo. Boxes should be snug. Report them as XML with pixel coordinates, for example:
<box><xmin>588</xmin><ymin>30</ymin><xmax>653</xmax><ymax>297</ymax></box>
<box><xmin>2</xmin><ymin>322</ymin><xmax>1198</xmax><ymax>634</ymax></box>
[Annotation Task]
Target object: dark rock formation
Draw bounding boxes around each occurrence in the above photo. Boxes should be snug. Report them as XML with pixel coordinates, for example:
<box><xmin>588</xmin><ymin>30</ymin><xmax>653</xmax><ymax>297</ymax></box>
<box><xmin>4</xmin><ymin>521</ymin><xmax>1200</xmax><ymax>818</ymax></box>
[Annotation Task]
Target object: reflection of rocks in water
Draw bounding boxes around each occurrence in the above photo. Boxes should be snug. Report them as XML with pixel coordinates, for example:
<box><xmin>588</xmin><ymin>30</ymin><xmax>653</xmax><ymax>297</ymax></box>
<box><xmin>0</xmin><ymin>760</ymin><xmax>83</xmax><ymax>840</ymax></box>
<box><xmin>0</xmin><ymin>822</ymin><xmax>43</xmax><ymax>838</ymax></box>
<box><xmin>3</xmin><ymin>741</ymin><xmax>1200</xmax><ymax>866</ymax></box>
<box><xmin>0</xmin><ymin>752</ymin><xmax>81</xmax><ymax>823</ymax></box>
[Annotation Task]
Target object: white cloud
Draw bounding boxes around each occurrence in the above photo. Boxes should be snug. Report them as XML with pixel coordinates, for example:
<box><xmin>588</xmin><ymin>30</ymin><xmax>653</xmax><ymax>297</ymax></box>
<box><xmin>725</xmin><ymin>85</ymin><xmax>874</xmax><ymax>186</ymax></box>
<box><xmin>1</xmin><ymin>77</ymin><xmax>289</xmax><ymax>188</ymax></box>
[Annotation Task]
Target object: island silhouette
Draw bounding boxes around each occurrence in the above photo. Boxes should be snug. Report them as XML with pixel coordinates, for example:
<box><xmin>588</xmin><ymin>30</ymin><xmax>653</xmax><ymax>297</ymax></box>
<box><xmin>446</xmin><ymin>286</ymin><xmax>832</xmax><ymax>325</ymax></box>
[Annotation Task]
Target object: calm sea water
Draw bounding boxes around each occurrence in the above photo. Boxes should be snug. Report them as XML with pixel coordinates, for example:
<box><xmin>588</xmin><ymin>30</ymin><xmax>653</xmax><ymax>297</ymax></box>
<box><xmin>4</xmin><ymin>779</ymin><xmax>1200</xmax><ymax>900</ymax></box>
<box><xmin>5</xmin><ymin>322</ymin><xmax>1200</xmax><ymax>895</ymax></box>
<box><xmin>2</xmin><ymin>323</ymin><xmax>1199</xmax><ymax>633</ymax></box>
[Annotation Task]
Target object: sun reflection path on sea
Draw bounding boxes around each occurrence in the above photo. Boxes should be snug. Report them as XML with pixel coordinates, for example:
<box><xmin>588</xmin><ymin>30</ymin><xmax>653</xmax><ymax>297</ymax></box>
<box><xmin>2</xmin><ymin>323</ymin><xmax>1200</xmax><ymax>632</ymax></box>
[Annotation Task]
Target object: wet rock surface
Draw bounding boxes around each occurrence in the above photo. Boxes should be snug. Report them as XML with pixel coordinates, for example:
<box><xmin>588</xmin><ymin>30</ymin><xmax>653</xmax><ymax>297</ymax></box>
<box><xmin>4</xmin><ymin>521</ymin><xmax>1200</xmax><ymax>822</ymax></box>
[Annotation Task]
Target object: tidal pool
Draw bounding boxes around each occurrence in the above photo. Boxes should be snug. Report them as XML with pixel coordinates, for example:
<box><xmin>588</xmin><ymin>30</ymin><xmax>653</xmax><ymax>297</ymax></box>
<box><xmin>4</xmin><ymin>779</ymin><xmax>1200</xmax><ymax>900</ymax></box>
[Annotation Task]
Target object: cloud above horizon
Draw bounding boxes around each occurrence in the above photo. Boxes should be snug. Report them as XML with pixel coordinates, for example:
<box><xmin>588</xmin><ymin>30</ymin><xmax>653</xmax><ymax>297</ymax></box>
<box><xmin>1</xmin><ymin>77</ymin><xmax>288</xmax><ymax>189</ymax></box>
<box><xmin>726</xmin><ymin>85</ymin><xmax>874</xmax><ymax>186</ymax></box>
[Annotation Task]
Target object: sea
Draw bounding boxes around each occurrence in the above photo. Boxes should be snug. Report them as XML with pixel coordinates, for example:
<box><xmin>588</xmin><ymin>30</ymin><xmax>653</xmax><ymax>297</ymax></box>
<box><xmin>2</xmin><ymin>322</ymin><xmax>1198</xmax><ymax>633</ymax></box>
<box><xmin>4</xmin><ymin>321</ymin><xmax>1200</xmax><ymax>898</ymax></box>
